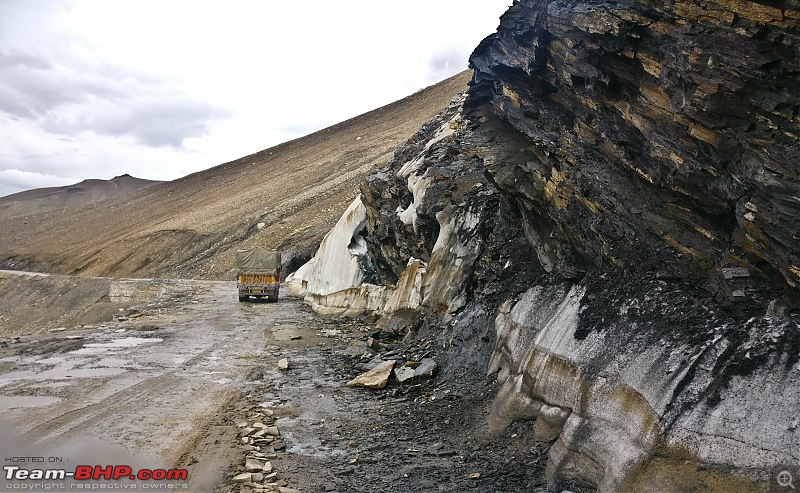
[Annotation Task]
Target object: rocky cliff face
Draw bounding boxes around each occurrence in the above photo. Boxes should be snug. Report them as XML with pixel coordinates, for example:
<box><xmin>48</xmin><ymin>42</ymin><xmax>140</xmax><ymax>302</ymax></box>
<box><xmin>290</xmin><ymin>1</ymin><xmax>800</xmax><ymax>491</ymax></box>
<box><xmin>468</xmin><ymin>1</ymin><xmax>800</xmax><ymax>490</ymax></box>
<box><xmin>467</xmin><ymin>0</ymin><xmax>800</xmax><ymax>311</ymax></box>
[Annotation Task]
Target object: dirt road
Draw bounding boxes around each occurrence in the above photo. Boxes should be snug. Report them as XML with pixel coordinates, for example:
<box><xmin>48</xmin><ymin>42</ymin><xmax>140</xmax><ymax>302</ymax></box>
<box><xmin>0</xmin><ymin>277</ymin><xmax>311</xmax><ymax>490</ymax></box>
<box><xmin>0</xmin><ymin>272</ymin><xmax>553</xmax><ymax>493</ymax></box>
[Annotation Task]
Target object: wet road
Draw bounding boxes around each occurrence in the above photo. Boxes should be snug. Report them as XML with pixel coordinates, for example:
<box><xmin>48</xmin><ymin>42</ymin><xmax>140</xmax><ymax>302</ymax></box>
<box><xmin>0</xmin><ymin>278</ymin><xmax>309</xmax><ymax>489</ymax></box>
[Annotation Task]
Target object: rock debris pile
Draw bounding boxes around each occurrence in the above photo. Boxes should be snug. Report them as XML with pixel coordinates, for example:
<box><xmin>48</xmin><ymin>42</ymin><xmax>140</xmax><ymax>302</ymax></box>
<box><xmin>221</xmin><ymin>403</ymin><xmax>299</xmax><ymax>493</ymax></box>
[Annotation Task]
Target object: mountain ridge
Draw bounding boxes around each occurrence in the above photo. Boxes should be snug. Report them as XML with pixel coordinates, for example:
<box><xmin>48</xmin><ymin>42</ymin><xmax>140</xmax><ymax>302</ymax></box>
<box><xmin>0</xmin><ymin>174</ymin><xmax>162</xmax><ymax>219</ymax></box>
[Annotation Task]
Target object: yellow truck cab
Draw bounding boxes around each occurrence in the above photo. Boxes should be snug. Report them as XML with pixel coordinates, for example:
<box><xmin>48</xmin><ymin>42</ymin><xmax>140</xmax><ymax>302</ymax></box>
<box><xmin>236</xmin><ymin>248</ymin><xmax>281</xmax><ymax>302</ymax></box>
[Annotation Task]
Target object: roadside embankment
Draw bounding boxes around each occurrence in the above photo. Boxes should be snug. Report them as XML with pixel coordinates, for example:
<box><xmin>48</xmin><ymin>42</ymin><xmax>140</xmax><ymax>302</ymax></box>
<box><xmin>0</xmin><ymin>271</ymin><xmax>196</xmax><ymax>338</ymax></box>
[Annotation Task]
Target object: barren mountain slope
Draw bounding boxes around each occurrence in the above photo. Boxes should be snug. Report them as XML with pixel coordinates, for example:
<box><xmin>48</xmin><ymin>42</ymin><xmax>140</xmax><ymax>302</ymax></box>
<box><xmin>0</xmin><ymin>71</ymin><xmax>471</xmax><ymax>280</ymax></box>
<box><xmin>0</xmin><ymin>174</ymin><xmax>162</xmax><ymax>219</ymax></box>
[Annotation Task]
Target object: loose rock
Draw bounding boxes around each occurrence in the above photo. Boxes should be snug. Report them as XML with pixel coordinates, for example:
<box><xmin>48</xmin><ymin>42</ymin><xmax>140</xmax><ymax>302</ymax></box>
<box><xmin>232</xmin><ymin>473</ymin><xmax>252</xmax><ymax>483</ymax></box>
<box><xmin>346</xmin><ymin>360</ymin><xmax>395</xmax><ymax>389</ymax></box>
<box><xmin>245</xmin><ymin>458</ymin><xmax>264</xmax><ymax>472</ymax></box>
<box><xmin>414</xmin><ymin>358</ymin><xmax>438</xmax><ymax>380</ymax></box>
<box><xmin>394</xmin><ymin>365</ymin><xmax>416</xmax><ymax>384</ymax></box>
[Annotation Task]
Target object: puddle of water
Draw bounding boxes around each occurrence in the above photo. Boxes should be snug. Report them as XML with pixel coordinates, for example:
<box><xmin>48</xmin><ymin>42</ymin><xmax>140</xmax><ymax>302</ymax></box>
<box><xmin>1</xmin><ymin>365</ymin><xmax>127</xmax><ymax>382</ymax></box>
<box><xmin>0</xmin><ymin>395</ymin><xmax>60</xmax><ymax>411</ymax></box>
<box><xmin>71</xmin><ymin>337</ymin><xmax>163</xmax><ymax>355</ymax></box>
<box><xmin>272</xmin><ymin>327</ymin><xmax>303</xmax><ymax>342</ymax></box>
<box><xmin>94</xmin><ymin>357</ymin><xmax>128</xmax><ymax>367</ymax></box>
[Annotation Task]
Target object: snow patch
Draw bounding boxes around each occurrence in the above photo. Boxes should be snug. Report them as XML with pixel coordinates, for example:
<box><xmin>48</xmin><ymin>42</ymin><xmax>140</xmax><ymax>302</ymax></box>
<box><xmin>285</xmin><ymin>195</ymin><xmax>369</xmax><ymax>297</ymax></box>
<box><xmin>396</xmin><ymin>171</ymin><xmax>432</xmax><ymax>232</ymax></box>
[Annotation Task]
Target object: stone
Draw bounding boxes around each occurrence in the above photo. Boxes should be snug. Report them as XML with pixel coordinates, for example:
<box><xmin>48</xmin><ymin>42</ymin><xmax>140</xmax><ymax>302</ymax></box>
<box><xmin>265</xmin><ymin>426</ymin><xmax>280</xmax><ymax>436</ymax></box>
<box><xmin>262</xmin><ymin>461</ymin><xmax>273</xmax><ymax>473</ymax></box>
<box><xmin>413</xmin><ymin>358</ymin><xmax>438</xmax><ymax>380</ymax></box>
<box><xmin>277</xmin><ymin>358</ymin><xmax>289</xmax><ymax>370</ymax></box>
<box><xmin>722</xmin><ymin>267</ymin><xmax>750</xmax><ymax>280</ymax></box>
<box><xmin>277</xmin><ymin>488</ymin><xmax>300</xmax><ymax>493</ymax></box>
<box><xmin>346</xmin><ymin>360</ymin><xmax>395</xmax><ymax>389</ymax></box>
<box><xmin>245</xmin><ymin>458</ymin><xmax>264</xmax><ymax>472</ymax></box>
<box><xmin>232</xmin><ymin>473</ymin><xmax>252</xmax><ymax>483</ymax></box>
<box><xmin>366</xmin><ymin>336</ymin><xmax>386</xmax><ymax>351</ymax></box>
<box><xmin>766</xmin><ymin>298</ymin><xmax>789</xmax><ymax>318</ymax></box>
<box><xmin>251</xmin><ymin>473</ymin><xmax>264</xmax><ymax>483</ymax></box>
<box><xmin>394</xmin><ymin>365</ymin><xmax>416</xmax><ymax>384</ymax></box>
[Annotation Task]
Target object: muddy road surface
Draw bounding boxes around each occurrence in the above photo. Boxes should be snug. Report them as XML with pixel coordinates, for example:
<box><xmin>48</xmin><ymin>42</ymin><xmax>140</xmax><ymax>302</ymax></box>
<box><xmin>0</xmin><ymin>273</ymin><xmax>557</xmax><ymax>493</ymax></box>
<box><xmin>0</xmin><ymin>278</ymin><xmax>297</xmax><ymax>490</ymax></box>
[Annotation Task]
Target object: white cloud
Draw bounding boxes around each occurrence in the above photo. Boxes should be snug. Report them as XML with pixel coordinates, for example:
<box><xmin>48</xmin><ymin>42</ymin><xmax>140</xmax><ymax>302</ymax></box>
<box><xmin>0</xmin><ymin>0</ymin><xmax>512</xmax><ymax>197</ymax></box>
<box><xmin>0</xmin><ymin>169</ymin><xmax>76</xmax><ymax>197</ymax></box>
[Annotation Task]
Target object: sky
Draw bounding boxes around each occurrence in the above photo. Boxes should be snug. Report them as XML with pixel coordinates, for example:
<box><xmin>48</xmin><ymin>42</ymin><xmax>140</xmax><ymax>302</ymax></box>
<box><xmin>0</xmin><ymin>0</ymin><xmax>511</xmax><ymax>198</ymax></box>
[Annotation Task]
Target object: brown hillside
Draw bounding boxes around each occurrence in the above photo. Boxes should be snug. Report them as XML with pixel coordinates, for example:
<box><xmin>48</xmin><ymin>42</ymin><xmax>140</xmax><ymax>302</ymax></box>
<box><xmin>0</xmin><ymin>71</ymin><xmax>471</xmax><ymax>280</ymax></box>
<box><xmin>0</xmin><ymin>174</ymin><xmax>162</xmax><ymax>219</ymax></box>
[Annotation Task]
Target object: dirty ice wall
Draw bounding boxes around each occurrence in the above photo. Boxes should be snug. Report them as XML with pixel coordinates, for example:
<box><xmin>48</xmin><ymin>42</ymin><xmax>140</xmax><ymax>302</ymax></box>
<box><xmin>286</xmin><ymin>94</ymin><xmax>504</xmax><ymax>324</ymax></box>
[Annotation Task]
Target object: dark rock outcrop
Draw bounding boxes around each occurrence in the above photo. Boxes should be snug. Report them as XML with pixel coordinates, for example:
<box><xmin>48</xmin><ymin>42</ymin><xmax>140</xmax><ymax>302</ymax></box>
<box><xmin>466</xmin><ymin>0</ymin><xmax>800</xmax><ymax>312</ymax></box>
<box><xmin>457</xmin><ymin>1</ymin><xmax>800</xmax><ymax>491</ymax></box>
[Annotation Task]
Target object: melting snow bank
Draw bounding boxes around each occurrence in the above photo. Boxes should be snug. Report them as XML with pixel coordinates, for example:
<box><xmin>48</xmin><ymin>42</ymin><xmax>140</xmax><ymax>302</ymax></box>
<box><xmin>285</xmin><ymin>99</ymin><xmax>481</xmax><ymax>320</ymax></box>
<box><xmin>285</xmin><ymin>196</ymin><xmax>370</xmax><ymax>300</ymax></box>
<box><xmin>285</xmin><ymin>195</ymin><xmax>382</xmax><ymax>316</ymax></box>
<box><xmin>284</xmin><ymin>193</ymin><xmax>429</xmax><ymax>317</ymax></box>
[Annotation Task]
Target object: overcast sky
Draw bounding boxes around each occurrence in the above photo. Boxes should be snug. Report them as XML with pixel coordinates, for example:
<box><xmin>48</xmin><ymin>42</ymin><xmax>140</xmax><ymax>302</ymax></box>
<box><xmin>0</xmin><ymin>0</ymin><xmax>510</xmax><ymax>197</ymax></box>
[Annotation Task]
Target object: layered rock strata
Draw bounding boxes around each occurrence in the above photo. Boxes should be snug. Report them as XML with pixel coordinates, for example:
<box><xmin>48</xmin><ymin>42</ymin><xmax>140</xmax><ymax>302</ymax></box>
<box><xmin>466</xmin><ymin>0</ymin><xmax>800</xmax><ymax>309</ymax></box>
<box><xmin>288</xmin><ymin>1</ymin><xmax>799</xmax><ymax>491</ymax></box>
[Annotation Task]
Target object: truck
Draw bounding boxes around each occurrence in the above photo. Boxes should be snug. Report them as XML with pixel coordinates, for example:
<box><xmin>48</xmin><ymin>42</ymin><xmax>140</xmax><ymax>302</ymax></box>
<box><xmin>236</xmin><ymin>247</ymin><xmax>281</xmax><ymax>302</ymax></box>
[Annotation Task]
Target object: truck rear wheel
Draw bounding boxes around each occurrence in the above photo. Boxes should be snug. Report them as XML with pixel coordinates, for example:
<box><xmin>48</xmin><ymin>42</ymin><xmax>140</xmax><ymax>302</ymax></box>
<box><xmin>238</xmin><ymin>296</ymin><xmax>246</xmax><ymax>303</ymax></box>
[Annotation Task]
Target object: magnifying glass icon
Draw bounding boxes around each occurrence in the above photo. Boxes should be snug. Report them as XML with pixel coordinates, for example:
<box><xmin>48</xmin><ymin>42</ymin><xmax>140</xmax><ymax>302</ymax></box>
<box><xmin>778</xmin><ymin>470</ymin><xmax>796</xmax><ymax>489</ymax></box>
